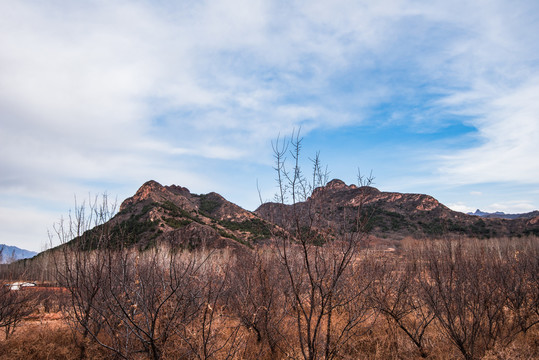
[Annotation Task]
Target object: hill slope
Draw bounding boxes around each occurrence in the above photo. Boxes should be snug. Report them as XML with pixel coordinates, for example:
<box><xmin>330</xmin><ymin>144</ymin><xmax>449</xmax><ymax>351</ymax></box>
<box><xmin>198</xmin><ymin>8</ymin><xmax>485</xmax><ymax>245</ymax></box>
<box><xmin>255</xmin><ymin>179</ymin><xmax>539</xmax><ymax>240</ymax></box>
<box><xmin>70</xmin><ymin>180</ymin><xmax>275</xmax><ymax>250</ymax></box>
<box><xmin>62</xmin><ymin>179</ymin><xmax>539</xmax><ymax>251</ymax></box>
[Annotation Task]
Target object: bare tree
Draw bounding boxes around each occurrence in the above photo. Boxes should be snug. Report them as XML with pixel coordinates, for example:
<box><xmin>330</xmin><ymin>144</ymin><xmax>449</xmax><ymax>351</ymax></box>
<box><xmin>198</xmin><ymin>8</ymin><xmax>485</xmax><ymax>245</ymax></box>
<box><xmin>52</xmin><ymin>194</ymin><xmax>116</xmax><ymax>358</ymax></box>
<box><xmin>496</xmin><ymin>238</ymin><xmax>539</xmax><ymax>338</ymax></box>
<box><xmin>270</xmin><ymin>130</ymin><xmax>374</xmax><ymax>359</ymax></box>
<box><xmin>418</xmin><ymin>239</ymin><xmax>509</xmax><ymax>360</ymax></box>
<box><xmin>272</xmin><ymin>133</ymin><xmax>289</xmax><ymax>204</ymax></box>
<box><xmin>175</xmin><ymin>253</ymin><xmax>243</xmax><ymax>360</ymax></box>
<box><xmin>0</xmin><ymin>283</ymin><xmax>34</xmax><ymax>339</ymax></box>
<box><xmin>230</xmin><ymin>248</ymin><xmax>289</xmax><ymax>358</ymax></box>
<box><xmin>93</xmin><ymin>247</ymin><xmax>204</xmax><ymax>360</ymax></box>
<box><xmin>369</xmin><ymin>253</ymin><xmax>434</xmax><ymax>357</ymax></box>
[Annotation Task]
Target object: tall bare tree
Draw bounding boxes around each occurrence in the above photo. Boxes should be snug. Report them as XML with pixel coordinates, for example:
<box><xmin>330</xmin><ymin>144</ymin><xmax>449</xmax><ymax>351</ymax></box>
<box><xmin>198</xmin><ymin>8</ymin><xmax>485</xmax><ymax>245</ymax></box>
<box><xmin>270</xmin><ymin>130</ymin><xmax>374</xmax><ymax>359</ymax></box>
<box><xmin>52</xmin><ymin>194</ymin><xmax>116</xmax><ymax>358</ymax></box>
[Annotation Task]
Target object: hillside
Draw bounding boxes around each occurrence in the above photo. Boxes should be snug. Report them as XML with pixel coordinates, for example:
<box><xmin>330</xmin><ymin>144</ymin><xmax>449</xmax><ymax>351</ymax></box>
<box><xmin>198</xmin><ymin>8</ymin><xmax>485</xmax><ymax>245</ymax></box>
<box><xmin>68</xmin><ymin>180</ymin><xmax>276</xmax><ymax>251</ymax></box>
<box><xmin>61</xmin><ymin>179</ymin><xmax>539</xmax><ymax>251</ymax></box>
<box><xmin>255</xmin><ymin>179</ymin><xmax>539</xmax><ymax>241</ymax></box>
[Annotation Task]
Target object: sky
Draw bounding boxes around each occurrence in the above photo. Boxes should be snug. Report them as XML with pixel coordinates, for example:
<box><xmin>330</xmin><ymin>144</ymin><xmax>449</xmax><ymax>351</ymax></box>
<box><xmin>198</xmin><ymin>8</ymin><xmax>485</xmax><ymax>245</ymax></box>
<box><xmin>1</xmin><ymin>0</ymin><xmax>538</xmax><ymax>252</ymax></box>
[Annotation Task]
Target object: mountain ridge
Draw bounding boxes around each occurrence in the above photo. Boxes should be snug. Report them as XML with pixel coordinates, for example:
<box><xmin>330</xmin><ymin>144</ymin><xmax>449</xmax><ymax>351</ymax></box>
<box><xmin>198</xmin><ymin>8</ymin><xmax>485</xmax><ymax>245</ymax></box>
<box><xmin>256</xmin><ymin>179</ymin><xmax>538</xmax><ymax>241</ymax></box>
<box><xmin>56</xmin><ymin>179</ymin><xmax>539</xmax><ymax>251</ymax></box>
<box><xmin>467</xmin><ymin>209</ymin><xmax>539</xmax><ymax>220</ymax></box>
<box><xmin>0</xmin><ymin>244</ymin><xmax>37</xmax><ymax>263</ymax></box>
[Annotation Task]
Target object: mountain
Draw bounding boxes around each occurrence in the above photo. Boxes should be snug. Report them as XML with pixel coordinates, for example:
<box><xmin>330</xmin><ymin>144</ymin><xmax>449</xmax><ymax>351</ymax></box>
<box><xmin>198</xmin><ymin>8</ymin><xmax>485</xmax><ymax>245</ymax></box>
<box><xmin>256</xmin><ymin>179</ymin><xmax>539</xmax><ymax>241</ymax></box>
<box><xmin>0</xmin><ymin>244</ymin><xmax>37</xmax><ymax>263</ymax></box>
<box><xmin>467</xmin><ymin>209</ymin><xmax>539</xmax><ymax>220</ymax></box>
<box><xmin>70</xmin><ymin>180</ymin><xmax>276</xmax><ymax>251</ymax></box>
<box><xmin>468</xmin><ymin>209</ymin><xmax>495</xmax><ymax>217</ymax></box>
<box><xmin>63</xmin><ymin>179</ymin><xmax>539</xmax><ymax>251</ymax></box>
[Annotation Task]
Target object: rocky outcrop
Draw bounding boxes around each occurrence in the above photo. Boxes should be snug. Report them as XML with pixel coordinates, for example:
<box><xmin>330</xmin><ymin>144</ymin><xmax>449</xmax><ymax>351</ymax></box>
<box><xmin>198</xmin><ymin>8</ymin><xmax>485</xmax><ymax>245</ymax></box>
<box><xmin>120</xmin><ymin>180</ymin><xmax>197</xmax><ymax>213</ymax></box>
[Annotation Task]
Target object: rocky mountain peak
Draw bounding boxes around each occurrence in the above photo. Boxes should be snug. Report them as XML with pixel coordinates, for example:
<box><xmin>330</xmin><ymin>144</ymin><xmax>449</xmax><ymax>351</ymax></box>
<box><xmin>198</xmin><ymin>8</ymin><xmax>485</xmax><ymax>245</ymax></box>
<box><xmin>326</xmin><ymin>179</ymin><xmax>347</xmax><ymax>189</ymax></box>
<box><xmin>109</xmin><ymin>180</ymin><xmax>277</xmax><ymax>251</ymax></box>
<box><xmin>120</xmin><ymin>180</ymin><xmax>162</xmax><ymax>211</ymax></box>
<box><xmin>138</xmin><ymin>180</ymin><xmax>164</xmax><ymax>196</ymax></box>
<box><xmin>311</xmin><ymin>179</ymin><xmax>359</xmax><ymax>199</ymax></box>
<box><xmin>468</xmin><ymin>209</ymin><xmax>539</xmax><ymax>220</ymax></box>
<box><xmin>119</xmin><ymin>180</ymin><xmax>195</xmax><ymax>212</ymax></box>
<box><xmin>204</xmin><ymin>192</ymin><xmax>226</xmax><ymax>202</ymax></box>
<box><xmin>167</xmin><ymin>184</ymin><xmax>192</xmax><ymax>196</ymax></box>
<box><xmin>325</xmin><ymin>179</ymin><xmax>357</xmax><ymax>191</ymax></box>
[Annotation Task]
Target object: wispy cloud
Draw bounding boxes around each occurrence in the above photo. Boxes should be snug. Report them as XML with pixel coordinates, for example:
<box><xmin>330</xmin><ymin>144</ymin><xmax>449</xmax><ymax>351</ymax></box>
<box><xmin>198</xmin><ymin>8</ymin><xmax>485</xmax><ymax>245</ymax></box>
<box><xmin>438</xmin><ymin>78</ymin><xmax>539</xmax><ymax>184</ymax></box>
<box><xmin>1</xmin><ymin>0</ymin><xmax>538</xmax><ymax>250</ymax></box>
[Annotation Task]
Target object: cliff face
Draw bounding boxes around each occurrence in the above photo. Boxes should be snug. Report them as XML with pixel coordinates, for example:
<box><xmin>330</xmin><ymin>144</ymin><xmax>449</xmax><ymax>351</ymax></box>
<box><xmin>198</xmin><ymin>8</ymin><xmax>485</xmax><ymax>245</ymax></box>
<box><xmin>67</xmin><ymin>179</ymin><xmax>539</xmax><ymax>251</ymax></box>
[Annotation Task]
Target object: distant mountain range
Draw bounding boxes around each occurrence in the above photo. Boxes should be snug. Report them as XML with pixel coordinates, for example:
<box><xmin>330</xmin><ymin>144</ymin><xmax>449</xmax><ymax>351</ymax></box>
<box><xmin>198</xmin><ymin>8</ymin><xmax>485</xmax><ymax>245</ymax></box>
<box><xmin>49</xmin><ymin>179</ymin><xmax>539</xmax><ymax>252</ymax></box>
<box><xmin>467</xmin><ymin>209</ymin><xmax>539</xmax><ymax>220</ymax></box>
<box><xmin>0</xmin><ymin>244</ymin><xmax>37</xmax><ymax>263</ymax></box>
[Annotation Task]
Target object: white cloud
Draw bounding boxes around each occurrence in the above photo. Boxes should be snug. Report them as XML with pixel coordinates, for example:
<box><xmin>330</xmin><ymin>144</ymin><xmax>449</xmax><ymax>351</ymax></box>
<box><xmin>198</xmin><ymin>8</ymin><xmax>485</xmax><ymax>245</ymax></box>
<box><xmin>438</xmin><ymin>78</ymin><xmax>539</xmax><ymax>184</ymax></box>
<box><xmin>447</xmin><ymin>200</ymin><xmax>536</xmax><ymax>215</ymax></box>
<box><xmin>488</xmin><ymin>201</ymin><xmax>536</xmax><ymax>214</ymax></box>
<box><xmin>447</xmin><ymin>202</ymin><xmax>475</xmax><ymax>214</ymax></box>
<box><xmin>410</xmin><ymin>0</ymin><xmax>539</xmax><ymax>186</ymax></box>
<box><xmin>1</xmin><ymin>0</ymin><xmax>538</xmax><ymax>250</ymax></box>
<box><xmin>0</xmin><ymin>205</ymin><xmax>56</xmax><ymax>252</ymax></box>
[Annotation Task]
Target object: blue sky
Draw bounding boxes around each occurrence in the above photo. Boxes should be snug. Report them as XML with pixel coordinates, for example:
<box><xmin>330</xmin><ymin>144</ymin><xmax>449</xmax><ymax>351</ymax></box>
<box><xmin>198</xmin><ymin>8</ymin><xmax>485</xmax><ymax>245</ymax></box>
<box><xmin>1</xmin><ymin>0</ymin><xmax>538</xmax><ymax>251</ymax></box>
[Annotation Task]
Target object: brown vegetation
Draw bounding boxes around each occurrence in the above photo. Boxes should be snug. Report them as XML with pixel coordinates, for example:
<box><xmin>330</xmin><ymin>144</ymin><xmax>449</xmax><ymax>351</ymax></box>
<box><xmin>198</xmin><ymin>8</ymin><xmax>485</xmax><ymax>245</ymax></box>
<box><xmin>1</xmin><ymin>237</ymin><xmax>539</xmax><ymax>359</ymax></box>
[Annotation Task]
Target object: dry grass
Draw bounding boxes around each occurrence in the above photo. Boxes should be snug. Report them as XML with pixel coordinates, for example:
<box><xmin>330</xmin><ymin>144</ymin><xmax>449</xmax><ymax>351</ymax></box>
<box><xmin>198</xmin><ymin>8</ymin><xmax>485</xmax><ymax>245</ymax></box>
<box><xmin>0</xmin><ymin>309</ymin><xmax>538</xmax><ymax>359</ymax></box>
<box><xmin>482</xmin><ymin>328</ymin><xmax>539</xmax><ymax>360</ymax></box>
<box><xmin>2</xmin><ymin>237</ymin><xmax>538</xmax><ymax>359</ymax></box>
<box><xmin>0</xmin><ymin>302</ymin><xmax>107</xmax><ymax>360</ymax></box>
<box><xmin>0</xmin><ymin>318</ymin><xmax>108</xmax><ymax>360</ymax></box>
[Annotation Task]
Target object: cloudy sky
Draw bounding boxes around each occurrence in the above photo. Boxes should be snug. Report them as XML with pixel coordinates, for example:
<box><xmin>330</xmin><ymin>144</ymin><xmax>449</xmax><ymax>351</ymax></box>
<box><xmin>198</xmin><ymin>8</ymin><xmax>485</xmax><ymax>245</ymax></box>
<box><xmin>1</xmin><ymin>0</ymin><xmax>538</xmax><ymax>251</ymax></box>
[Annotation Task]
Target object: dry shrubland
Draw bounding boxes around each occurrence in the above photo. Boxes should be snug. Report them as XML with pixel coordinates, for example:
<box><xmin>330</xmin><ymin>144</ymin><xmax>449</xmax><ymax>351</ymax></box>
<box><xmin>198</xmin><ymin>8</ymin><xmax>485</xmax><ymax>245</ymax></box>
<box><xmin>1</xmin><ymin>236</ymin><xmax>538</xmax><ymax>360</ymax></box>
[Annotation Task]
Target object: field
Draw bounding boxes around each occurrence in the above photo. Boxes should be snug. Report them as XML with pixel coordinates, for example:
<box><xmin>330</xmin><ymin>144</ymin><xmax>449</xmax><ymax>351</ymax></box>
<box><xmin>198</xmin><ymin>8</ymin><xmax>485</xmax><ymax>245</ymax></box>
<box><xmin>1</xmin><ymin>236</ymin><xmax>538</xmax><ymax>359</ymax></box>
